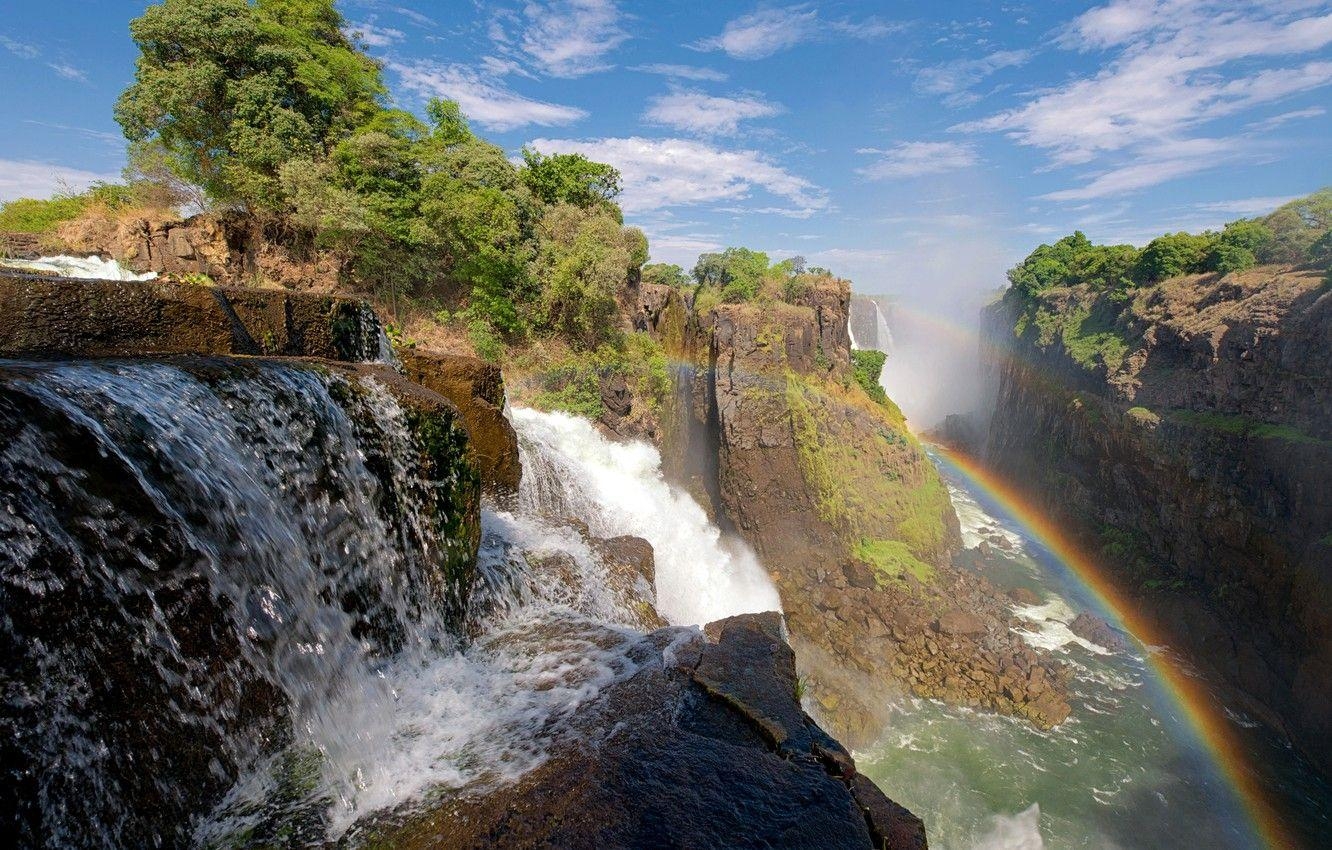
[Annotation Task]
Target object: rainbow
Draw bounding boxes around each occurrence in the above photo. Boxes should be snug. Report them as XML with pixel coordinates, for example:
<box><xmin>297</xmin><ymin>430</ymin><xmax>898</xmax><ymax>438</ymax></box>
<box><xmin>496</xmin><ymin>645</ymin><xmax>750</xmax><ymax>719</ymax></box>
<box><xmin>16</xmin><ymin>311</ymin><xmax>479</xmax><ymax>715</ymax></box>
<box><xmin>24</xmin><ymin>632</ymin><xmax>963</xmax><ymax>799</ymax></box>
<box><xmin>933</xmin><ymin>447</ymin><xmax>1299</xmax><ymax>850</ymax></box>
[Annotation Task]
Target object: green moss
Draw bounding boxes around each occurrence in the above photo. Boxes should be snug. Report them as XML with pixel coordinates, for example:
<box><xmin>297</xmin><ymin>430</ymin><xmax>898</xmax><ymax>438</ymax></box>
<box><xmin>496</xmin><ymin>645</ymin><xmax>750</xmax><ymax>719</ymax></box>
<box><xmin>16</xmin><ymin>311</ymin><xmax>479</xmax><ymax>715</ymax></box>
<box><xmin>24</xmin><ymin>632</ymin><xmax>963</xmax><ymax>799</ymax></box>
<box><xmin>784</xmin><ymin>370</ymin><xmax>952</xmax><ymax>580</ymax></box>
<box><xmin>1165</xmin><ymin>409</ymin><xmax>1329</xmax><ymax>446</ymax></box>
<box><xmin>854</xmin><ymin>537</ymin><xmax>935</xmax><ymax>586</ymax></box>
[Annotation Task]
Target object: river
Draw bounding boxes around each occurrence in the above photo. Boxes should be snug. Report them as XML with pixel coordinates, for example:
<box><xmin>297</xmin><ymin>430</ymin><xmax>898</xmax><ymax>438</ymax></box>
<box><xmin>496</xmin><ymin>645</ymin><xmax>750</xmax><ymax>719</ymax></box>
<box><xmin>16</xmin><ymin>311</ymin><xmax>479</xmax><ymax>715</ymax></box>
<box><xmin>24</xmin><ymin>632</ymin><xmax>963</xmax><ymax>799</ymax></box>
<box><xmin>859</xmin><ymin>453</ymin><xmax>1332</xmax><ymax>849</ymax></box>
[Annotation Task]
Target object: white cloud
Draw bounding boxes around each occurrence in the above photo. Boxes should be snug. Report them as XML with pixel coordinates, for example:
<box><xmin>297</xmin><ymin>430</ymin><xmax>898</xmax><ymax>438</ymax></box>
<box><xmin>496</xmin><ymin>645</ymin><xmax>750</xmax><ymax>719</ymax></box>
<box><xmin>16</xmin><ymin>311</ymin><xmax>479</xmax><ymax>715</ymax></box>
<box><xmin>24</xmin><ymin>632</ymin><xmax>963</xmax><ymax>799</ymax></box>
<box><xmin>0</xmin><ymin>159</ymin><xmax>119</xmax><ymax>203</ymax></box>
<box><xmin>46</xmin><ymin>62</ymin><xmax>86</xmax><ymax>82</ymax></box>
<box><xmin>390</xmin><ymin>60</ymin><xmax>587</xmax><ymax>131</ymax></box>
<box><xmin>915</xmin><ymin>49</ymin><xmax>1031</xmax><ymax>104</ymax></box>
<box><xmin>1039</xmin><ymin>138</ymin><xmax>1235</xmax><ymax>201</ymax></box>
<box><xmin>957</xmin><ymin>1</ymin><xmax>1332</xmax><ymax>199</ymax></box>
<box><xmin>524</xmin><ymin>136</ymin><xmax>828</xmax><ymax>216</ymax></box>
<box><xmin>1243</xmin><ymin>105</ymin><xmax>1325</xmax><ymax>131</ymax></box>
<box><xmin>859</xmin><ymin>141</ymin><xmax>978</xmax><ymax>179</ymax></box>
<box><xmin>345</xmin><ymin>20</ymin><xmax>405</xmax><ymax>48</ymax></box>
<box><xmin>512</xmin><ymin>0</ymin><xmax>628</xmax><ymax>78</ymax></box>
<box><xmin>694</xmin><ymin>5</ymin><xmax>898</xmax><ymax>60</ymax></box>
<box><xmin>0</xmin><ymin>35</ymin><xmax>39</xmax><ymax>59</ymax></box>
<box><xmin>643</xmin><ymin>90</ymin><xmax>783</xmax><ymax>135</ymax></box>
<box><xmin>631</xmin><ymin>63</ymin><xmax>728</xmax><ymax>82</ymax></box>
<box><xmin>1194</xmin><ymin>195</ymin><xmax>1300</xmax><ymax>215</ymax></box>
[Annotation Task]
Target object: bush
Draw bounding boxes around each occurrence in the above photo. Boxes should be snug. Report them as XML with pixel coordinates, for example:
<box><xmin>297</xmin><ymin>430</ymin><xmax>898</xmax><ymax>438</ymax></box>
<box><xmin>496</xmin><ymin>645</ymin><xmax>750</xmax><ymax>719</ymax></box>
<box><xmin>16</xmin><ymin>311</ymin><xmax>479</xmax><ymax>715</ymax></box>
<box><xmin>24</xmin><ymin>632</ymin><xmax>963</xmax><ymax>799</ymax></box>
<box><xmin>0</xmin><ymin>195</ymin><xmax>89</xmax><ymax>233</ymax></box>
<box><xmin>851</xmin><ymin>349</ymin><xmax>889</xmax><ymax>405</ymax></box>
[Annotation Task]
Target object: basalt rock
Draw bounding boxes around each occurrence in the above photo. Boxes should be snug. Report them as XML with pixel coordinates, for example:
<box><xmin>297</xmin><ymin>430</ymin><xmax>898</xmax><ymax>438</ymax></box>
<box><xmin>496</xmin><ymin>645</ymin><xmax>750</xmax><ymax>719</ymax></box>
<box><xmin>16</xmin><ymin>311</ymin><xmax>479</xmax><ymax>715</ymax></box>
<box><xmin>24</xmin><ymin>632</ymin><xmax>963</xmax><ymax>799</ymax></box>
<box><xmin>984</xmin><ymin>265</ymin><xmax>1332</xmax><ymax>774</ymax></box>
<box><xmin>399</xmin><ymin>348</ymin><xmax>522</xmax><ymax>499</ymax></box>
<box><xmin>1069</xmin><ymin>612</ymin><xmax>1127</xmax><ymax>652</ymax></box>
<box><xmin>351</xmin><ymin>613</ymin><xmax>926</xmax><ymax>850</ymax></box>
<box><xmin>0</xmin><ymin>271</ymin><xmax>384</xmax><ymax>362</ymax></box>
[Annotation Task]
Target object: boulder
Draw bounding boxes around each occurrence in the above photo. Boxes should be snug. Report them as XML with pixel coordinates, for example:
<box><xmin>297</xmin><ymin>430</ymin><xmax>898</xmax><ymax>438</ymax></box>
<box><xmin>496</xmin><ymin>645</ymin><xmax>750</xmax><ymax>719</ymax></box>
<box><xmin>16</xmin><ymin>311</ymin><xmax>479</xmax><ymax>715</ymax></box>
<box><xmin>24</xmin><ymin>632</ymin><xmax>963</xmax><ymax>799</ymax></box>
<box><xmin>937</xmin><ymin>609</ymin><xmax>988</xmax><ymax>637</ymax></box>
<box><xmin>1069</xmin><ymin>612</ymin><xmax>1127</xmax><ymax>652</ymax></box>
<box><xmin>352</xmin><ymin>614</ymin><xmax>925</xmax><ymax>850</ymax></box>
<box><xmin>398</xmin><ymin>349</ymin><xmax>522</xmax><ymax>499</ymax></box>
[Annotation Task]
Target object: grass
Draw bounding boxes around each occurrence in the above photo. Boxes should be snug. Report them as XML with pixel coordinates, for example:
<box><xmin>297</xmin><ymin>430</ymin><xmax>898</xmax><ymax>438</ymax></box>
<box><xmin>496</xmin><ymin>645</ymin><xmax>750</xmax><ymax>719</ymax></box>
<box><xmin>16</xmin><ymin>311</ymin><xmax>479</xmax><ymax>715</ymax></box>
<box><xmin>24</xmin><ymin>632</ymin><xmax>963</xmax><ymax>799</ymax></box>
<box><xmin>0</xmin><ymin>195</ymin><xmax>89</xmax><ymax>233</ymax></box>
<box><xmin>784</xmin><ymin>369</ymin><xmax>952</xmax><ymax>581</ymax></box>
<box><xmin>854</xmin><ymin>537</ymin><xmax>936</xmax><ymax>586</ymax></box>
<box><xmin>1165</xmin><ymin>409</ymin><xmax>1329</xmax><ymax>446</ymax></box>
<box><xmin>1060</xmin><ymin>306</ymin><xmax>1131</xmax><ymax>372</ymax></box>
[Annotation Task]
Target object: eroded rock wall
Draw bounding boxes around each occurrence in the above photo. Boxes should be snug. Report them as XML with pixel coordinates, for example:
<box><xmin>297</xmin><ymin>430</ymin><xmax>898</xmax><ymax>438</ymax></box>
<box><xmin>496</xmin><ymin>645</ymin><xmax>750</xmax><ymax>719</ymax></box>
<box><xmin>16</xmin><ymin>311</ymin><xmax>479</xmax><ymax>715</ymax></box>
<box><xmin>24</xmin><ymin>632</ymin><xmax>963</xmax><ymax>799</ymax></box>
<box><xmin>984</xmin><ymin>266</ymin><xmax>1332</xmax><ymax>773</ymax></box>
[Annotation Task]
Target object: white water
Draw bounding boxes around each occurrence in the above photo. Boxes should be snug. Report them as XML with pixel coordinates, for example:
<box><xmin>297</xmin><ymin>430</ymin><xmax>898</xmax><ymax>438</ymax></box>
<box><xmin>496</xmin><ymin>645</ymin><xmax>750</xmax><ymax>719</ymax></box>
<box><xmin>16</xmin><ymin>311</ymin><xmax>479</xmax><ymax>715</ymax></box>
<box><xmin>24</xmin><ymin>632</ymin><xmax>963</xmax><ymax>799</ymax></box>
<box><xmin>511</xmin><ymin>407</ymin><xmax>783</xmax><ymax>627</ymax></box>
<box><xmin>0</xmin><ymin>254</ymin><xmax>157</xmax><ymax>281</ymax></box>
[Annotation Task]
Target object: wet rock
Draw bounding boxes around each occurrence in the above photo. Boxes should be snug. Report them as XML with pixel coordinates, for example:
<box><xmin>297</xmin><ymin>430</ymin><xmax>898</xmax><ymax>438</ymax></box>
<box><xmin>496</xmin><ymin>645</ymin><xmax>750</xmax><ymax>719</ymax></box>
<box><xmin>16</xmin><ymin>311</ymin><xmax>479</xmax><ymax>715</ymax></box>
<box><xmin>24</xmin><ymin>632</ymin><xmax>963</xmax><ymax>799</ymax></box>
<box><xmin>1069</xmin><ymin>612</ymin><xmax>1127</xmax><ymax>652</ymax></box>
<box><xmin>1007</xmin><ymin>587</ymin><xmax>1041</xmax><ymax>606</ymax></box>
<box><xmin>398</xmin><ymin>349</ymin><xmax>522</xmax><ymax>499</ymax></box>
<box><xmin>355</xmin><ymin>614</ymin><xmax>925</xmax><ymax>850</ymax></box>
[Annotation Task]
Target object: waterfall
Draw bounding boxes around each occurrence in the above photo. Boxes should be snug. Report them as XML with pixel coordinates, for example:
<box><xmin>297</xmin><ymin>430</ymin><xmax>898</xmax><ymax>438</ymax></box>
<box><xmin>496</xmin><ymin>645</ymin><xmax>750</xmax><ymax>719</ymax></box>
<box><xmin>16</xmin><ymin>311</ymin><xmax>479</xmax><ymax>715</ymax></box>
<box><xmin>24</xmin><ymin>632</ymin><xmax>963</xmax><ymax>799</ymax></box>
<box><xmin>511</xmin><ymin>407</ymin><xmax>783</xmax><ymax>627</ymax></box>
<box><xmin>0</xmin><ymin>255</ymin><xmax>157</xmax><ymax>281</ymax></box>
<box><xmin>0</xmin><ymin>359</ymin><xmax>646</xmax><ymax>848</ymax></box>
<box><xmin>872</xmin><ymin>300</ymin><xmax>896</xmax><ymax>355</ymax></box>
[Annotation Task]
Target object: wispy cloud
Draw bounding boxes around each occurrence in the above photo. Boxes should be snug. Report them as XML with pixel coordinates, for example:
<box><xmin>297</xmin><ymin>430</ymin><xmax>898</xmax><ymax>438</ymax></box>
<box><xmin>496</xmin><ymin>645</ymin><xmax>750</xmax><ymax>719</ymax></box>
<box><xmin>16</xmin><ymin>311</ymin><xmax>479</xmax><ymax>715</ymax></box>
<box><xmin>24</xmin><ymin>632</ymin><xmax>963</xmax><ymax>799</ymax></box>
<box><xmin>914</xmin><ymin>49</ymin><xmax>1031</xmax><ymax>107</ymax></box>
<box><xmin>858</xmin><ymin>141</ymin><xmax>978</xmax><ymax>179</ymax></box>
<box><xmin>345</xmin><ymin>20</ymin><xmax>405</xmax><ymax>48</ymax></box>
<box><xmin>1193</xmin><ymin>195</ymin><xmax>1299</xmax><ymax>216</ymax></box>
<box><xmin>693</xmin><ymin>4</ymin><xmax>900</xmax><ymax>60</ymax></box>
<box><xmin>0</xmin><ymin>159</ymin><xmax>119</xmax><ymax>203</ymax></box>
<box><xmin>390</xmin><ymin>61</ymin><xmax>587</xmax><ymax>131</ymax></box>
<box><xmin>0</xmin><ymin>34</ymin><xmax>39</xmax><ymax>59</ymax></box>
<box><xmin>956</xmin><ymin>0</ymin><xmax>1332</xmax><ymax>199</ymax></box>
<box><xmin>631</xmin><ymin>63</ymin><xmax>728</xmax><ymax>82</ymax></box>
<box><xmin>47</xmin><ymin>62</ymin><xmax>87</xmax><ymax>82</ymax></box>
<box><xmin>643</xmin><ymin>90</ymin><xmax>783</xmax><ymax>135</ymax></box>
<box><xmin>504</xmin><ymin>0</ymin><xmax>628</xmax><ymax>78</ymax></box>
<box><xmin>524</xmin><ymin>136</ymin><xmax>828</xmax><ymax>216</ymax></box>
<box><xmin>22</xmin><ymin>120</ymin><xmax>122</xmax><ymax>146</ymax></box>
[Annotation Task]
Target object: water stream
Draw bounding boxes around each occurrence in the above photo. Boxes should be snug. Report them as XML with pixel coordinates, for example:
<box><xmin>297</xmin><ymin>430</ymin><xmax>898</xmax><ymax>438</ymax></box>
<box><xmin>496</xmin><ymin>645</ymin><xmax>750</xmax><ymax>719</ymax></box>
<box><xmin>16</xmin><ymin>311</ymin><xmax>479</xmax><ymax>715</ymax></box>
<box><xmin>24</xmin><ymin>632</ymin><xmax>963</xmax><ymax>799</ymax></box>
<box><xmin>859</xmin><ymin>460</ymin><xmax>1332</xmax><ymax>849</ymax></box>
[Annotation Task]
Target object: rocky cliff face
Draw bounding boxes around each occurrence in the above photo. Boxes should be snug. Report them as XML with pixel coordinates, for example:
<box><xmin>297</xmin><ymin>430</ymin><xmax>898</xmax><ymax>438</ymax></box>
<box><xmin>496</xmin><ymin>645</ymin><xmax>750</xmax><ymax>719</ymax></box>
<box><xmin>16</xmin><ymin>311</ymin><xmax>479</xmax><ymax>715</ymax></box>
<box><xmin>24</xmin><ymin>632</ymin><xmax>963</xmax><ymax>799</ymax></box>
<box><xmin>631</xmin><ymin>279</ymin><xmax>1072</xmax><ymax>745</ymax></box>
<box><xmin>983</xmin><ymin>265</ymin><xmax>1332</xmax><ymax>774</ymax></box>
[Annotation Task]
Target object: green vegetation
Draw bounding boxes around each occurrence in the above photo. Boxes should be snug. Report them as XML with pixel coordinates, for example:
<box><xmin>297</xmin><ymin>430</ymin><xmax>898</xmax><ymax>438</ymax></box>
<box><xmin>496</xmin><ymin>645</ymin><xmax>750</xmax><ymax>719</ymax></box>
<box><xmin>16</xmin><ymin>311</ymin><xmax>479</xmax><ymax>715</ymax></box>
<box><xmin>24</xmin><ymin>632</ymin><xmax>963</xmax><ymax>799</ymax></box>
<box><xmin>1012</xmin><ymin>299</ymin><xmax>1135</xmax><ymax>374</ymax></box>
<box><xmin>853</xmin><ymin>538</ymin><xmax>936</xmax><ymax>586</ymax></box>
<box><xmin>689</xmin><ymin>249</ymin><xmax>832</xmax><ymax>308</ymax></box>
<box><xmin>1165</xmin><ymin>409</ymin><xmax>1329</xmax><ymax>446</ymax></box>
<box><xmin>850</xmin><ymin>349</ymin><xmax>889</xmax><ymax>405</ymax></box>
<box><xmin>641</xmin><ymin>262</ymin><xmax>691</xmax><ymax>288</ymax></box>
<box><xmin>0</xmin><ymin>0</ymin><xmax>650</xmax><ymax>353</ymax></box>
<box><xmin>1007</xmin><ymin>188</ymin><xmax>1332</xmax><ymax>296</ymax></box>
<box><xmin>527</xmin><ymin>334</ymin><xmax>671</xmax><ymax>420</ymax></box>
<box><xmin>785</xmin><ymin>370</ymin><xmax>953</xmax><ymax>576</ymax></box>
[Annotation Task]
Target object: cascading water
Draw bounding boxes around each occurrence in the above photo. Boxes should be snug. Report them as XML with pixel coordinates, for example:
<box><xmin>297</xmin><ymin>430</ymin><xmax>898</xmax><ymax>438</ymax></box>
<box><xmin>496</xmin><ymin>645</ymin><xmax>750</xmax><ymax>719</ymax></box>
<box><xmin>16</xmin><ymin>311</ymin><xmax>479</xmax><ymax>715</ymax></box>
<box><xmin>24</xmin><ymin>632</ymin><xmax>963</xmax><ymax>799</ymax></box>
<box><xmin>510</xmin><ymin>406</ymin><xmax>783</xmax><ymax>627</ymax></box>
<box><xmin>0</xmin><ymin>359</ymin><xmax>652</xmax><ymax>848</ymax></box>
<box><xmin>0</xmin><ymin>255</ymin><xmax>157</xmax><ymax>281</ymax></box>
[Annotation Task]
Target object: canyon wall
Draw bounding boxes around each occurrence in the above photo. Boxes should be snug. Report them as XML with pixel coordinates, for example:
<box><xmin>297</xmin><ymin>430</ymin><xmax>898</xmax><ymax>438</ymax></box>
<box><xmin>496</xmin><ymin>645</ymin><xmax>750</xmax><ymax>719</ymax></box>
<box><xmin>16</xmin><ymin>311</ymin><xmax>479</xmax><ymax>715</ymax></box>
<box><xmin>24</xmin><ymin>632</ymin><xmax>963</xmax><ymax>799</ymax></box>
<box><xmin>983</xmin><ymin>266</ymin><xmax>1332</xmax><ymax>774</ymax></box>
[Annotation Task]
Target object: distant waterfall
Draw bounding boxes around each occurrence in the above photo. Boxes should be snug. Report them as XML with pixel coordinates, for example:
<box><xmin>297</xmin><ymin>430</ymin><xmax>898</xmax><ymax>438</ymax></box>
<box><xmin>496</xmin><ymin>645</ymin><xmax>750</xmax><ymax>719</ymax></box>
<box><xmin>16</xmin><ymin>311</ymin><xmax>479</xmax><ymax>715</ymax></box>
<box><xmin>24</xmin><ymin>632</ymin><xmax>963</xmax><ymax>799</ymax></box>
<box><xmin>512</xmin><ymin>407</ymin><xmax>782</xmax><ymax>626</ymax></box>
<box><xmin>848</xmin><ymin>296</ymin><xmax>895</xmax><ymax>355</ymax></box>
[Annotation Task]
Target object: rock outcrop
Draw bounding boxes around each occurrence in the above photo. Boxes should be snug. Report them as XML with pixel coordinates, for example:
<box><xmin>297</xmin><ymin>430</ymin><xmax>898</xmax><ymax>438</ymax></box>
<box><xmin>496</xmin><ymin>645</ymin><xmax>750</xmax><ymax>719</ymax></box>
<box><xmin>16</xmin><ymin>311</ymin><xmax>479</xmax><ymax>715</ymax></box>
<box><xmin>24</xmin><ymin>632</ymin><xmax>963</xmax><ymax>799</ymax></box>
<box><xmin>350</xmin><ymin>613</ymin><xmax>927</xmax><ymax>850</ymax></box>
<box><xmin>643</xmin><ymin>278</ymin><xmax>1070</xmax><ymax>745</ymax></box>
<box><xmin>983</xmin><ymin>265</ymin><xmax>1332</xmax><ymax>774</ymax></box>
<box><xmin>0</xmin><ymin>270</ymin><xmax>385</xmax><ymax>362</ymax></box>
<box><xmin>399</xmin><ymin>348</ymin><xmax>522</xmax><ymax>499</ymax></box>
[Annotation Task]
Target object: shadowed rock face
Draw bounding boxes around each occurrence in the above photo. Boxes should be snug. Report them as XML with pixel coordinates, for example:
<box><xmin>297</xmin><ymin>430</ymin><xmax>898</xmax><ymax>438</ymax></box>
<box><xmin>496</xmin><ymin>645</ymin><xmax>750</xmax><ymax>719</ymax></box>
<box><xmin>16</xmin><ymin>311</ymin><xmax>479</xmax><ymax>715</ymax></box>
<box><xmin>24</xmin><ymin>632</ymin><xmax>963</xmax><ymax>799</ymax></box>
<box><xmin>0</xmin><ymin>271</ymin><xmax>385</xmax><ymax>362</ymax></box>
<box><xmin>351</xmin><ymin>613</ymin><xmax>927</xmax><ymax>850</ymax></box>
<box><xmin>984</xmin><ymin>266</ymin><xmax>1332</xmax><ymax>774</ymax></box>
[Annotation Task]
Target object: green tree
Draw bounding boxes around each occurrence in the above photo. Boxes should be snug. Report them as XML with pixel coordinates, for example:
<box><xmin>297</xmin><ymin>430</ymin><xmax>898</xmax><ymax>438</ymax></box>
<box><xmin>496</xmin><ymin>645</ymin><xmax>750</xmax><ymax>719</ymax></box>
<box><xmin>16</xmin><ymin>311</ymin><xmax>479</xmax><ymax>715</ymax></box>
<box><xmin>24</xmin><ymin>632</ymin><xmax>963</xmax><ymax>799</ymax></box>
<box><xmin>533</xmin><ymin>204</ymin><xmax>637</xmax><ymax>347</ymax></box>
<box><xmin>1205</xmin><ymin>219</ymin><xmax>1272</xmax><ymax>275</ymax></box>
<box><xmin>1261</xmin><ymin>189</ymin><xmax>1332</xmax><ymax>264</ymax></box>
<box><xmin>1134</xmin><ymin>232</ymin><xmax>1216</xmax><ymax>283</ymax></box>
<box><xmin>641</xmin><ymin>263</ymin><xmax>690</xmax><ymax>287</ymax></box>
<box><xmin>519</xmin><ymin>148</ymin><xmax>622</xmax><ymax>209</ymax></box>
<box><xmin>115</xmin><ymin>0</ymin><xmax>384</xmax><ymax>206</ymax></box>
<box><xmin>692</xmin><ymin>247</ymin><xmax>771</xmax><ymax>302</ymax></box>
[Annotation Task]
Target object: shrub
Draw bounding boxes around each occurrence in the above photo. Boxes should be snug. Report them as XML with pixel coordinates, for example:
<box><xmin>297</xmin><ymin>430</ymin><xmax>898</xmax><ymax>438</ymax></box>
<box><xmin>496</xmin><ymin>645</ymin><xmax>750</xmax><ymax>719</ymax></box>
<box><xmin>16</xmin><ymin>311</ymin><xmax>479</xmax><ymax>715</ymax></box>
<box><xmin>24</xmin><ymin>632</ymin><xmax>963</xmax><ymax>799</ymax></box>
<box><xmin>0</xmin><ymin>195</ymin><xmax>88</xmax><ymax>233</ymax></box>
<box><xmin>851</xmin><ymin>349</ymin><xmax>889</xmax><ymax>405</ymax></box>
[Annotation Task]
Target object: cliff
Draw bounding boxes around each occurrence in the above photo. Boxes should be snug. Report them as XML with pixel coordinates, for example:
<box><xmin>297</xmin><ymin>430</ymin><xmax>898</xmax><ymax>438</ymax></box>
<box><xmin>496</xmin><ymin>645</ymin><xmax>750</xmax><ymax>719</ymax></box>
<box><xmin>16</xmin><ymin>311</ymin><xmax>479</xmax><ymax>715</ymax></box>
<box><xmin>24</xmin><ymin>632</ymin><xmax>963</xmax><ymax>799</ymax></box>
<box><xmin>625</xmin><ymin>278</ymin><xmax>1072</xmax><ymax>745</ymax></box>
<box><xmin>983</xmin><ymin>265</ymin><xmax>1332</xmax><ymax>773</ymax></box>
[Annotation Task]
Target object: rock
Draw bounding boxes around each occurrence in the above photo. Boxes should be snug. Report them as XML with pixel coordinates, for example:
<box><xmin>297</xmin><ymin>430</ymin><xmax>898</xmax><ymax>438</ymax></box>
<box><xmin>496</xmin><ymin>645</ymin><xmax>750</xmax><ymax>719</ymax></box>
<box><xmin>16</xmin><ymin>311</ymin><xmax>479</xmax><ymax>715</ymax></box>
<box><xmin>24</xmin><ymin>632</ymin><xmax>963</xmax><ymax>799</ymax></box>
<box><xmin>398</xmin><ymin>349</ymin><xmax>522</xmax><ymax>499</ymax></box>
<box><xmin>1007</xmin><ymin>587</ymin><xmax>1041</xmax><ymax>606</ymax></box>
<box><xmin>0</xmin><ymin>272</ymin><xmax>383</xmax><ymax>362</ymax></box>
<box><xmin>843</xmin><ymin>560</ymin><xmax>879</xmax><ymax>590</ymax></box>
<box><xmin>1069</xmin><ymin>612</ymin><xmax>1127</xmax><ymax>652</ymax></box>
<box><xmin>354</xmin><ymin>614</ymin><xmax>925</xmax><ymax>850</ymax></box>
<box><xmin>937</xmin><ymin>609</ymin><xmax>988</xmax><ymax>637</ymax></box>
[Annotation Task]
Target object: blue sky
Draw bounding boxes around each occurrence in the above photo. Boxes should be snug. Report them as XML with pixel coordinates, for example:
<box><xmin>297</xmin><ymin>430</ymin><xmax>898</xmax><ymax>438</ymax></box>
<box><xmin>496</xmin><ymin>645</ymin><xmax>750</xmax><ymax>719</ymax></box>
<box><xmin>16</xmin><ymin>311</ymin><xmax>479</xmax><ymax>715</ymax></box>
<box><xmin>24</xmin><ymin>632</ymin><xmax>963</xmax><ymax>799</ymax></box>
<box><xmin>1</xmin><ymin>0</ymin><xmax>1330</xmax><ymax>303</ymax></box>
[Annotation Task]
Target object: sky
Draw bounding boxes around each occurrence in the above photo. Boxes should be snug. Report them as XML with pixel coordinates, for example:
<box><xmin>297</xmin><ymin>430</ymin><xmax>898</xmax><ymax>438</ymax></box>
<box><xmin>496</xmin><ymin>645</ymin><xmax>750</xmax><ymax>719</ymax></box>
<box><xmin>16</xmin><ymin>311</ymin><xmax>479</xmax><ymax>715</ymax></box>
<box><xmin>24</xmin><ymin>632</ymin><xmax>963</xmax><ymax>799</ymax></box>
<box><xmin>1</xmin><ymin>0</ymin><xmax>1330</xmax><ymax>419</ymax></box>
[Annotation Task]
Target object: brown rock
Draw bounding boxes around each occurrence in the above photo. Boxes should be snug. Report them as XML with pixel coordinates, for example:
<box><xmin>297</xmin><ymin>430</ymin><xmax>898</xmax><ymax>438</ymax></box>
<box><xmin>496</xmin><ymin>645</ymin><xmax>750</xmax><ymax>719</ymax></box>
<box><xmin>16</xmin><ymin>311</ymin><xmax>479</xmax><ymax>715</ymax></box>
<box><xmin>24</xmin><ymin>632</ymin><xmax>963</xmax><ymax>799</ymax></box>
<box><xmin>937</xmin><ymin>609</ymin><xmax>988</xmax><ymax>637</ymax></box>
<box><xmin>1007</xmin><ymin>587</ymin><xmax>1041</xmax><ymax>606</ymax></box>
<box><xmin>398</xmin><ymin>349</ymin><xmax>522</xmax><ymax>499</ymax></box>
